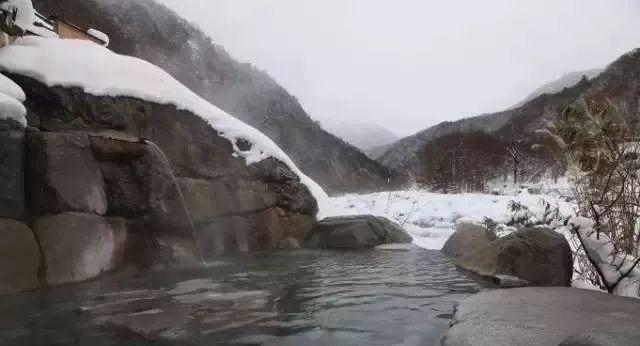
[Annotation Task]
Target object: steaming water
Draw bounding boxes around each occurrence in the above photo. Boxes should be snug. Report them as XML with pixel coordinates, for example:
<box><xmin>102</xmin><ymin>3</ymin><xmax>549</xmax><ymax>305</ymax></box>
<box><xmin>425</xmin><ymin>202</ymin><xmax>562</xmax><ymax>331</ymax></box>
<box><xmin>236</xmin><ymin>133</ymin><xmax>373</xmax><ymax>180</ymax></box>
<box><xmin>0</xmin><ymin>249</ymin><xmax>481</xmax><ymax>346</ymax></box>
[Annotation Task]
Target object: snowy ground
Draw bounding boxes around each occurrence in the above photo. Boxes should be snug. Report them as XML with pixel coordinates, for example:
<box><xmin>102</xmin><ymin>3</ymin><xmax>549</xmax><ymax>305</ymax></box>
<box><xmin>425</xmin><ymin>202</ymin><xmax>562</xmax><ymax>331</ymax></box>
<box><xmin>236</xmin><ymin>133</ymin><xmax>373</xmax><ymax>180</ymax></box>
<box><xmin>328</xmin><ymin>187</ymin><xmax>576</xmax><ymax>250</ymax></box>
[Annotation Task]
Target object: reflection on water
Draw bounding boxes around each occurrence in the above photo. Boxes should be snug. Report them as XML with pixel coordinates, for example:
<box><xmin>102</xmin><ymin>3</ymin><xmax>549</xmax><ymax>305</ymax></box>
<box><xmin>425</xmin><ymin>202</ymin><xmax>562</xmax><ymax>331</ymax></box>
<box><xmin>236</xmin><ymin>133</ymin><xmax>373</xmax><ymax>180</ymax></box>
<box><xmin>0</xmin><ymin>248</ymin><xmax>481</xmax><ymax>346</ymax></box>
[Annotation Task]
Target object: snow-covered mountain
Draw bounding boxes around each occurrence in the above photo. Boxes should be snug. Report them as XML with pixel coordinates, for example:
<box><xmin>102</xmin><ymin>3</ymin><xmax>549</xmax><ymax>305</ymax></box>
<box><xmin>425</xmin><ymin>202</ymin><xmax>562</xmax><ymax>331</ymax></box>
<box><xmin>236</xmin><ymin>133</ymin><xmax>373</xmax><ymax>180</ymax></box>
<box><xmin>515</xmin><ymin>68</ymin><xmax>604</xmax><ymax>107</ymax></box>
<box><xmin>317</xmin><ymin>118</ymin><xmax>399</xmax><ymax>158</ymax></box>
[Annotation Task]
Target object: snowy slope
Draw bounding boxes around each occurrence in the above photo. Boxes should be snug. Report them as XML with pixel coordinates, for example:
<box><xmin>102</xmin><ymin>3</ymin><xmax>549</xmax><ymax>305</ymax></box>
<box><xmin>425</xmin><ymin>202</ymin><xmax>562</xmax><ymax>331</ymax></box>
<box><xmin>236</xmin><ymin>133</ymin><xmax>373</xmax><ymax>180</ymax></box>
<box><xmin>0</xmin><ymin>37</ymin><xmax>331</xmax><ymax>217</ymax></box>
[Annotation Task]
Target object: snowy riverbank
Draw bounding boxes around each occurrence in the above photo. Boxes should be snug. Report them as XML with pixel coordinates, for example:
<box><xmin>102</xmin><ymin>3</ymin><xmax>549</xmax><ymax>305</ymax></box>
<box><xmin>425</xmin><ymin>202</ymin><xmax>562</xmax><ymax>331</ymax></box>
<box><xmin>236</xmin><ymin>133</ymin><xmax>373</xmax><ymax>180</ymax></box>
<box><xmin>328</xmin><ymin>187</ymin><xmax>576</xmax><ymax>250</ymax></box>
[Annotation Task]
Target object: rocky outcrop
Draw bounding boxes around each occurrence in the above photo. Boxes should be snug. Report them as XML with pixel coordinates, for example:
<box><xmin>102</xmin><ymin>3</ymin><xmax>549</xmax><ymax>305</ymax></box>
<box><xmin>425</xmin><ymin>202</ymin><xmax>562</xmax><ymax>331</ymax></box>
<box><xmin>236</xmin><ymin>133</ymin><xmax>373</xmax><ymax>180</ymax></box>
<box><xmin>455</xmin><ymin>228</ymin><xmax>572</xmax><ymax>287</ymax></box>
<box><xmin>441</xmin><ymin>222</ymin><xmax>497</xmax><ymax>258</ymax></box>
<box><xmin>0</xmin><ymin>70</ymin><xmax>320</xmax><ymax>292</ymax></box>
<box><xmin>305</xmin><ymin>215</ymin><xmax>412</xmax><ymax>249</ymax></box>
<box><xmin>0</xmin><ymin>219</ymin><xmax>40</xmax><ymax>295</ymax></box>
<box><xmin>442</xmin><ymin>287</ymin><xmax>640</xmax><ymax>346</ymax></box>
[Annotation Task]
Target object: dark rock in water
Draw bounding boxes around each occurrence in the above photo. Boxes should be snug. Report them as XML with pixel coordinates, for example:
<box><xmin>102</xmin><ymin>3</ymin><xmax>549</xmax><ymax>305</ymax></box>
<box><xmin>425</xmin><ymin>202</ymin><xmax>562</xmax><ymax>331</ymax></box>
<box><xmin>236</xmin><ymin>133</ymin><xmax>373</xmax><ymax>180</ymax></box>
<box><xmin>305</xmin><ymin>215</ymin><xmax>412</xmax><ymax>249</ymax></box>
<box><xmin>442</xmin><ymin>287</ymin><xmax>640</xmax><ymax>346</ymax></box>
<box><xmin>0</xmin><ymin>219</ymin><xmax>40</xmax><ymax>295</ymax></box>
<box><xmin>441</xmin><ymin>222</ymin><xmax>496</xmax><ymax>258</ymax></box>
<box><xmin>0</xmin><ymin>129</ymin><xmax>25</xmax><ymax>219</ymax></box>
<box><xmin>455</xmin><ymin>228</ymin><xmax>572</xmax><ymax>287</ymax></box>
<box><xmin>33</xmin><ymin>212</ymin><xmax>129</xmax><ymax>285</ymax></box>
<box><xmin>27</xmin><ymin>132</ymin><xmax>108</xmax><ymax>216</ymax></box>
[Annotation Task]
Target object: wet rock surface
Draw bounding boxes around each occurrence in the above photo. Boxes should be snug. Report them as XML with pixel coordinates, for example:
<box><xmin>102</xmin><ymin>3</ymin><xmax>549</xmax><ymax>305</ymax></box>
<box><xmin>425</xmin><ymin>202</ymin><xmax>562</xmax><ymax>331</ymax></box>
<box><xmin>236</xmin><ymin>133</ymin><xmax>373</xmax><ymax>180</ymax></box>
<box><xmin>443</xmin><ymin>287</ymin><xmax>640</xmax><ymax>346</ymax></box>
<box><xmin>33</xmin><ymin>212</ymin><xmax>128</xmax><ymax>285</ymax></box>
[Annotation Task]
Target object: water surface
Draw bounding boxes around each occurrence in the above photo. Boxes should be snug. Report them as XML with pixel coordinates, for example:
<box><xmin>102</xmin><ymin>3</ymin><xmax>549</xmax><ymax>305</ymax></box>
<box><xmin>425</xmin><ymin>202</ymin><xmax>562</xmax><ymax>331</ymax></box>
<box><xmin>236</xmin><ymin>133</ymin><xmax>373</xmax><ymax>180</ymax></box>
<box><xmin>0</xmin><ymin>248</ymin><xmax>481</xmax><ymax>346</ymax></box>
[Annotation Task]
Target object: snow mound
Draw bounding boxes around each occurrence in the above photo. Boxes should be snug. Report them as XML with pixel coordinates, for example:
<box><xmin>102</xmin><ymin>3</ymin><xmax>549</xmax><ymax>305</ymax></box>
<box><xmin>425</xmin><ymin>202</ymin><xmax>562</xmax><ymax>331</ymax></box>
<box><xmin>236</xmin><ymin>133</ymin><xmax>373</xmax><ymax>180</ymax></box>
<box><xmin>0</xmin><ymin>90</ymin><xmax>26</xmax><ymax>127</ymax></box>
<box><xmin>0</xmin><ymin>73</ymin><xmax>25</xmax><ymax>101</ymax></box>
<box><xmin>0</xmin><ymin>37</ymin><xmax>330</xmax><ymax>217</ymax></box>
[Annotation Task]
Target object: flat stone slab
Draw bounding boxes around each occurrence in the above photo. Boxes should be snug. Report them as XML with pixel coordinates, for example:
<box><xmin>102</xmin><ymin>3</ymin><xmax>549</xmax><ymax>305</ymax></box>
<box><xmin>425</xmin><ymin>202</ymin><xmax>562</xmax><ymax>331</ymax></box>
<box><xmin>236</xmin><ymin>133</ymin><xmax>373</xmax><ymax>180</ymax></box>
<box><xmin>442</xmin><ymin>287</ymin><xmax>640</xmax><ymax>346</ymax></box>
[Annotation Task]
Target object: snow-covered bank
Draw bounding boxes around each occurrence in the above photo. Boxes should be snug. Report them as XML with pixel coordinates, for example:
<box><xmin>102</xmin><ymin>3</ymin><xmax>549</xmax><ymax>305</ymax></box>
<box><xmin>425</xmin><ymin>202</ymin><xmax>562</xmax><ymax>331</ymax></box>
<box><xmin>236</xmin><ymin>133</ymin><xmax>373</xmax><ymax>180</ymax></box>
<box><xmin>328</xmin><ymin>189</ymin><xmax>575</xmax><ymax>250</ymax></box>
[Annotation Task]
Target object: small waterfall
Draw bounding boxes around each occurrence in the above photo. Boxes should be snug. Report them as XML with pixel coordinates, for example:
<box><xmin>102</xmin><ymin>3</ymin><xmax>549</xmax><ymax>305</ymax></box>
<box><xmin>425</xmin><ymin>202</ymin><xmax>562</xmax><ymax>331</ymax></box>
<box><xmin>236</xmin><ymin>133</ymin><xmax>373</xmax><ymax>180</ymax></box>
<box><xmin>145</xmin><ymin>140</ymin><xmax>205</xmax><ymax>264</ymax></box>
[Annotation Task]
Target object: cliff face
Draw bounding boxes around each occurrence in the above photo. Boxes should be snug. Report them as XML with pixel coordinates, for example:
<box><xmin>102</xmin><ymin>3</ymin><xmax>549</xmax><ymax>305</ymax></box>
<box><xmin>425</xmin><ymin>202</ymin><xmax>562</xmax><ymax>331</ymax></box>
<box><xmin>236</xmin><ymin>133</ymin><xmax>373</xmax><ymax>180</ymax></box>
<box><xmin>32</xmin><ymin>0</ymin><xmax>404</xmax><ymax>193</ymax></box>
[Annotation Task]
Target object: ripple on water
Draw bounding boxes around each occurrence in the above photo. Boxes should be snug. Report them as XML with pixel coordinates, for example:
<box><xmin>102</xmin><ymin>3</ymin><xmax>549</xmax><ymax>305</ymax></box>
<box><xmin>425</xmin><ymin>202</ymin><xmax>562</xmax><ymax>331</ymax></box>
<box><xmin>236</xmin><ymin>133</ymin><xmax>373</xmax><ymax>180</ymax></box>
<box><xmin>0</xmin><ymin>248</ymin><xmax>482</xmax><ymax>346</ymax></box>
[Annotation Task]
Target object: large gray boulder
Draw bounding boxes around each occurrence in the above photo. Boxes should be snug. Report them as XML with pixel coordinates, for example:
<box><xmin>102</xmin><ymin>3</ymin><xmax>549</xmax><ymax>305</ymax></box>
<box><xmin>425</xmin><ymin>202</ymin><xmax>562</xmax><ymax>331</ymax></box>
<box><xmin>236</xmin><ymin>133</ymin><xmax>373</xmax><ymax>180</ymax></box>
<box><xmin>455</xmin><ymin>228</ymin><xmax>572</xmax><ymax>287</ymax></box>
<box><xmin>33</xmin><ymin>212</ymin><xmax>128</xmax><ymax>285</ymax></box>
<box><xmin>27</xmin><ymin>132</ymin><xmax>108</xmax><ymax>216</ymax></box>
<box><xmin>305</xmin><ymin>215</ymin><xmax>412</xmax><ymax>249</ymax></box>
<box><xmin>442</xmin><ymin>287</ymin><xmax>640</xmax><ymax>346</ymax></box>
<box><xmin>0</xmin><ymin>129</ymin><xmax>25</xmax><ymax>219</ymax></box>
<box><xmin>0</xmin><ymin>219</ymin><xmax>40</xmax><ymax>294</ymax></box>
<box><xmin>442</xmin><ymin>222</ymin><xmax>497</xmax><ymax>258</ymax></box>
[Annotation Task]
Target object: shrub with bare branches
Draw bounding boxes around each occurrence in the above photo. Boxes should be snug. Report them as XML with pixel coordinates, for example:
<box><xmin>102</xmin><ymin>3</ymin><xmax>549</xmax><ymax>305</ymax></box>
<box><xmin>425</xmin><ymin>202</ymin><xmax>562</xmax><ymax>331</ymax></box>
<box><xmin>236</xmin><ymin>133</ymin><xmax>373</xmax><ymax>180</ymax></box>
<box><xmin>542</xmin><ymin>99</ymin><xmax>640</xmax><ymax>295</ymax></box>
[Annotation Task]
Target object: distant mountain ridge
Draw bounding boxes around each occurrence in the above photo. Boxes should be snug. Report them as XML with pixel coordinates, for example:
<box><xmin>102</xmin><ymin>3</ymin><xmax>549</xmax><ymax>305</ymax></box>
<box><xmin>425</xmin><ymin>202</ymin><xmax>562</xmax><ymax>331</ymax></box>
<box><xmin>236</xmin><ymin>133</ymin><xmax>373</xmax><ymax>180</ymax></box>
<box><xmin>516</xmin><ymin>68</ymin><xmax>604</xmax><ymax>106</ymax></box>
<box><xmin>379</xmin><ymin>66</ymin><xmax>607</xmax><ymax>175</ymax></box>
<box><xmin>33</xmin><ymin>0</ymin><xmax>404</xmax><ymax>194</ymax></box>
<box><xmin>317</xmin><ymin>118</ymin><xmax>399</xmax><ymax>158</ymax></box>
<box><xmin>378</xmin><ymin>111</ymin><xmax>512</xmax><ymax>173</ymax></box>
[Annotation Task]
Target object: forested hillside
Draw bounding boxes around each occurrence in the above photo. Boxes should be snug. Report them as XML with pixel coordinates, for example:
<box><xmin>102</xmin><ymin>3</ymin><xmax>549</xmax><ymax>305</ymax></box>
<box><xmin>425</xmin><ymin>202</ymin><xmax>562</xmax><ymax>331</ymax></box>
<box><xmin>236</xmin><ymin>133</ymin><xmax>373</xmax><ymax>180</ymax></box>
<box><xmin>381</xmin><ymin>50</ymin><xmax>639</xmax><ymax>191</ymax></box>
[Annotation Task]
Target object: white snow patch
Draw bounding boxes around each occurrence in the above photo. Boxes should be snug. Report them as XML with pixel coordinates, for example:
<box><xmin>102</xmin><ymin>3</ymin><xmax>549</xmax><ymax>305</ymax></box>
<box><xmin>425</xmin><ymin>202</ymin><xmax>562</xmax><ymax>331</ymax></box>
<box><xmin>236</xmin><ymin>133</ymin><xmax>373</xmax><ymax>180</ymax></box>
<box><xmin>0</xmin><ymin>37</ymin><xmax>331</xmax><ymax>217</ymax></box>
<box><xmin>328</xmin><ymin>188</ymin><xmax>574</xmax><ymax>250</ymax></box>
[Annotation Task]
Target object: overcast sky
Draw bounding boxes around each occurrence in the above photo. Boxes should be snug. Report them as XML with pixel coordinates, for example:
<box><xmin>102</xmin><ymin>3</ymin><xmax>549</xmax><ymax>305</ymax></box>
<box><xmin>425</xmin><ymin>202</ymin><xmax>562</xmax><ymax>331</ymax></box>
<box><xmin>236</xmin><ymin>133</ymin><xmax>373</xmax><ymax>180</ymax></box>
<box><xmin>159</xmin><ymin>0</ymin><xmax>640</xmax><ymax>136</ymax></box>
